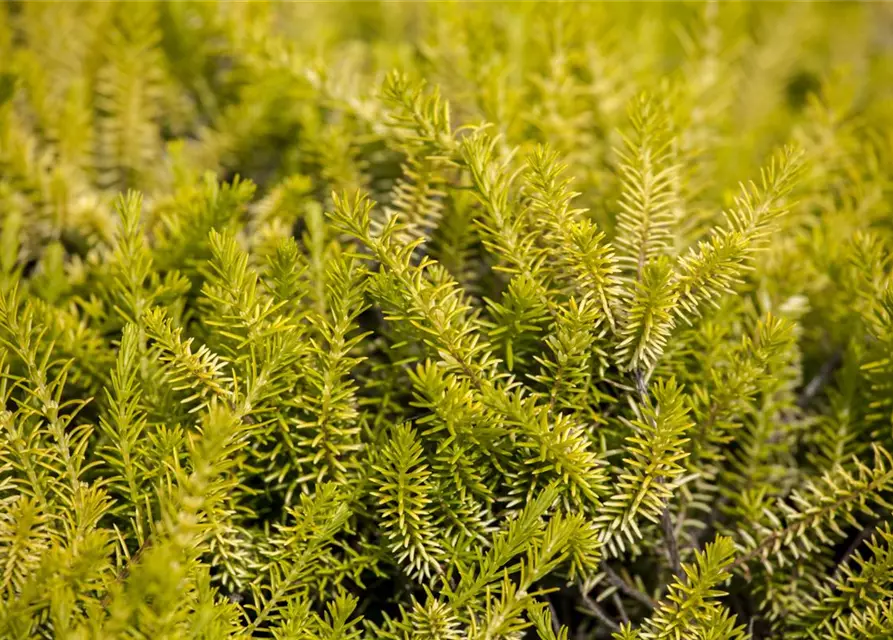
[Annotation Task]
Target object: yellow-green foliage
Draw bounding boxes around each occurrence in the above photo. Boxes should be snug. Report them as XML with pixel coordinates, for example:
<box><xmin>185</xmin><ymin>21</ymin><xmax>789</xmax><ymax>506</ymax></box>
<box><xmin>1</xmin><ymin>2</ymin><xmax>892</xmax><ymax>639</ymax></box>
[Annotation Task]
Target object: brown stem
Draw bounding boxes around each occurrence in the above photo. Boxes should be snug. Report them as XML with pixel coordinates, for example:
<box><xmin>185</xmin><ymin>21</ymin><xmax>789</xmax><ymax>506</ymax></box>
<box><xmin>832</xmin><ymin>520</ymin><xmax>878</xmax><ymax>580</ymax></box>
<box><xmin>612</xmin><ymin>591</ymin><xmax>630</xmax><ymax>624</ymax></box>
<box><xmin>100</xmin><ymin>537</ymin><xmax>152</xmax><ymax>608</ymax></box>
<box><xmin>797</xmin><ymin>349</ymin><xmax>843</xmax><ymax>409</ymax></box>
<box><xmin>578</xmin><ymin>584</ymin><xmax>620</xmax><ymax>632</ymax></box>
<box><xmin>602</xmin><ymin>563</ymin><xmax>657</xmax><ymax>610</ymax></box>
<box><xmin>661</xmin><ymin>506</ymin><xmax>682</xmax><ymax>578</ymax></box>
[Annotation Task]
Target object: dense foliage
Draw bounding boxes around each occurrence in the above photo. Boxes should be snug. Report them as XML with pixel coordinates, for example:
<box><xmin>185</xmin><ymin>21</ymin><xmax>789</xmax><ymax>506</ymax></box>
<box><xmin>1</xmin><ymin>2</ymin><xmax>893</xmax><ymax>638</ymax></box>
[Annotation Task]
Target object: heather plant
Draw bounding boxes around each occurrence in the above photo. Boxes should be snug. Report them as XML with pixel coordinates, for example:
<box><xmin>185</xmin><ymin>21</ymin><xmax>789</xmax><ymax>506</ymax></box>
<box><xmin>1</xmin><ymin>2</ymin><xmax>892</xmax><ymax>639</ymax></box>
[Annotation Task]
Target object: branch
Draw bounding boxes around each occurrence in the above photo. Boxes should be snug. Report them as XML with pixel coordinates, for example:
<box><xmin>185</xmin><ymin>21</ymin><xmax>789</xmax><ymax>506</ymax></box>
<box><xmin>100</xmin><ymin>536</ymin><xmax>152</xmax><ymax>608</ymax></box>
<box><xmin>612</xmin><ymin>592</ymin><xmax>630</xmax><ymax>624</ymax></box>
<box><xmin>548</xmin><ymin>596</ymin><xmax>561</xmax><ymax>636</ymax></box>
<box><xmin>832</xmin><ymin>519</ymin><xmax>878</xmax><ymax>580</ymax></box>
<box><xmin>797</xmin><ymin>349</ymin><xmax>843</xmax><ymax>409</ymax></box>
<box><xmin>602</xmin><ymin>563</ymin><xmax>657</xmax><ymax>610</ymax></box>
<box><xmin>578</xmin><ymin>584</ymin><xmax>621</xmax><ymax>632</ymax></box>
<box><xmin>661</xmin><ymin>506</ymin><xmax>682</xmax><ymax>578</ymax></box>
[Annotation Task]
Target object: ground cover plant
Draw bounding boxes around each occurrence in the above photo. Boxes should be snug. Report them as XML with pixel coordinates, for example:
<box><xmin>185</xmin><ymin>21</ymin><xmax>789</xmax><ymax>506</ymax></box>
<box><xmin>1</xmin><ymin>1</ymin><xmax>892</xmax><ymax>638</ymax></box>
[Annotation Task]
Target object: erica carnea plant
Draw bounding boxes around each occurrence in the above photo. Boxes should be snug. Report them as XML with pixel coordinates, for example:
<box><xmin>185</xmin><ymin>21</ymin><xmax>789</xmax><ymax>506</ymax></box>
<box><xmin>1</xmin><ymin>2</ymin><xmax>892</xmax><ymax>639</ymax></box>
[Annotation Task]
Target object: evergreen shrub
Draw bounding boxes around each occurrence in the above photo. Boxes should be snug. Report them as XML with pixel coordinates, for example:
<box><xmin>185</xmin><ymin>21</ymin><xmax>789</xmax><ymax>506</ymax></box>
<box><xmin>0</xmin><ymin>2</ymin><xmax>892</xmax><ymax>638</ymax></box>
